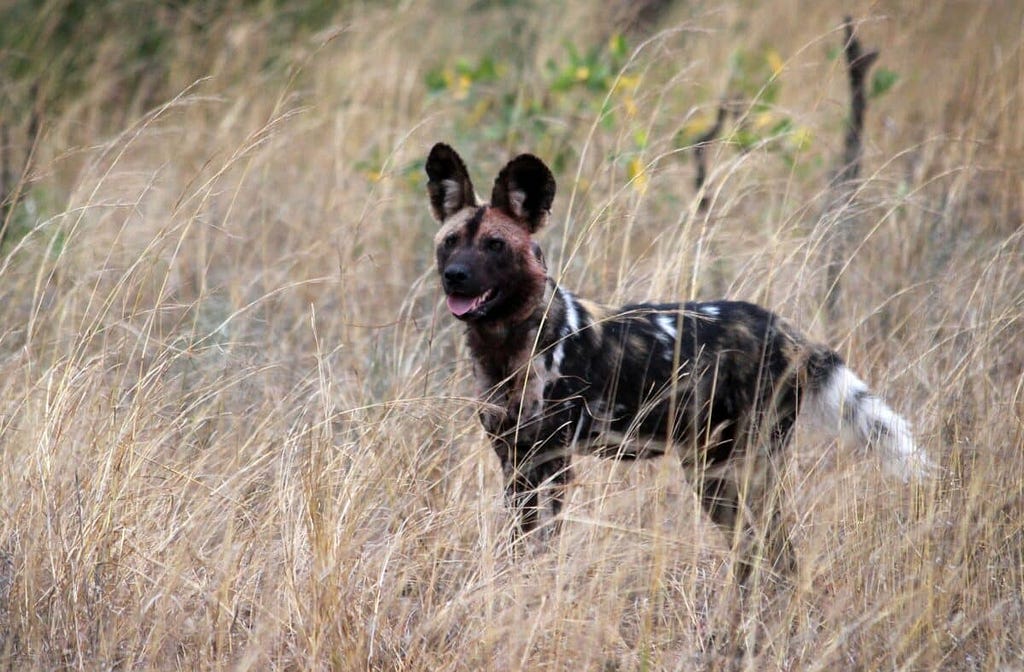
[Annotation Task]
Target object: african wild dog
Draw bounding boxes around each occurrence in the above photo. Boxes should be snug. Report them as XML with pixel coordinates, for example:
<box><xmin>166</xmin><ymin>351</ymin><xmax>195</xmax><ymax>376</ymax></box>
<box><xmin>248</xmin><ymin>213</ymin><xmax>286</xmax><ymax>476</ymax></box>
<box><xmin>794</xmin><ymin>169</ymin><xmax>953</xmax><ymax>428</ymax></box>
<box><xmin>426</xmin><ymin>142</ymin><xmax>931</xmax><ymax>580</ymax></box>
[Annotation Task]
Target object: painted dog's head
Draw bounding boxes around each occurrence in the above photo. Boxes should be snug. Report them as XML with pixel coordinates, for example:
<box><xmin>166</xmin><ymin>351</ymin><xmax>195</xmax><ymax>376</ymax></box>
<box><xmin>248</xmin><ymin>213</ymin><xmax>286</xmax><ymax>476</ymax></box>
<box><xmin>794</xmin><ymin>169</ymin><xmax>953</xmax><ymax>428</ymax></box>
<box><xmin>426</xmin><ymin>143</ymin><xmax>555</xmax><ymax>326</ymax></box>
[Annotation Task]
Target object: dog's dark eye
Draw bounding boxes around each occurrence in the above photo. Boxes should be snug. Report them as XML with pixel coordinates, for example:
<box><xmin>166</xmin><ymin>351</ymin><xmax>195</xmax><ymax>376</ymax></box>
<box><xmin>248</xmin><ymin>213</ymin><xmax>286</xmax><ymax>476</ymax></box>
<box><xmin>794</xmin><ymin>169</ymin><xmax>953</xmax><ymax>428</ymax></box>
<box><xmin>485</xmin><ymin>238</ymin><xmax>505</xmax><ymax>253</ymax></box>
<box><xmin>443</xmin><ymin>234</ymin><xmax>458</xmax><ymax>249</ymax></box>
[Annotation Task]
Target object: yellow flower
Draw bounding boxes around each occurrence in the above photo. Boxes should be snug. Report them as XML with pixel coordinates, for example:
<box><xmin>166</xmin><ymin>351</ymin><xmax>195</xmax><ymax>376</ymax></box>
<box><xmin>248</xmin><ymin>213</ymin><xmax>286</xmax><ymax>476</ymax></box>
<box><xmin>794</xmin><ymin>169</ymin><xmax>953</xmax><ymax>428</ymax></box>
<box><xmin>681</xmin><ymin>114</ymin><xmax>713</xmax><ymax>139</ymax></box>
<box><xmin>753</xmin><ymin>111</ymin><xmax>775</xmax><ymax>130</ymax></box>
<box><xmin>627</xmin><ymin>158</ymin><xmax>648</xmax><ymax>194</ymax></box>
<box><xmin>467</xmin><ymin>98</ymin><xmax>490</xmax><ymax>125</ymax></box>
<box><xmin>613</xmin><ymin>74</ymin><xmax>640</xmax><ymax>93</ymax></box>
<box><xmin>766</xmin><ymin>48</ymin><xmax>784</xmax><ymax>76</ymax></box>
<box><xmin>623</xmin><ymin>95</ymin><xmax>637</xmax><ymax>119</ymax></box>
<box><xmin>575</xmin><ymin>66</ymin><xmax>590</xmax><ymax>81</ymax></box>
<box><xmin>454</xmin><ymin>74</ymin><xmax>472</xmax><ymax>100</ymax></box>
<box><xmin>789</xmin><ymin>127</ymin><xmax>813</xmax><ymax>151</ymax></box>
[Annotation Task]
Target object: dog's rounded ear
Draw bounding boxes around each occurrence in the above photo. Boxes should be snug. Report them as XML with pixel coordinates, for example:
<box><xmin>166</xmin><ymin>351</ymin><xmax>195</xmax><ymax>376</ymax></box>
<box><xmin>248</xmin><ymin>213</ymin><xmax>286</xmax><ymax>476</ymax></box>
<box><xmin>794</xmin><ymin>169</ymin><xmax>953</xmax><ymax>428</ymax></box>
<box><xmin>426</xmin><ymin>143</ymin><xmax>478</xmax><ymax>222</ymax></box>
<box><xmin>490</xmin><ymin>154</ymin><xmax>555</xmax><ymax>233</ymax></box>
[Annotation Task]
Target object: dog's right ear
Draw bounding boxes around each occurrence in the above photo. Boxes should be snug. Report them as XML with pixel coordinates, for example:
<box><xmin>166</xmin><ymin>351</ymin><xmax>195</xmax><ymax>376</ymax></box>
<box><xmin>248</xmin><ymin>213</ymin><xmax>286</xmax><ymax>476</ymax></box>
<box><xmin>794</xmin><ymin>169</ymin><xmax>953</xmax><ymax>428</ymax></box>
<box><xmin>490</xmin><ymin>153</ymin><xmax>555</xmax><ymax>233</ymax></box>
<box><xmin>425</xmin><ymin>143</ymin><xmax>478</xmax><ymax>222</ymax></box>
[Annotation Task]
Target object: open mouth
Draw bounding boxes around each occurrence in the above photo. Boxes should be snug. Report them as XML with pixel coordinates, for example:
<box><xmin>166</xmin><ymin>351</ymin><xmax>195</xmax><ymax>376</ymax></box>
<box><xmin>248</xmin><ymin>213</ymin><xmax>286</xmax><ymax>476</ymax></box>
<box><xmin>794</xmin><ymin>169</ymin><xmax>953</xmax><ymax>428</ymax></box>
<box><xmin>446</xmin><ymin>288</ymin><xmax>497</xmax><ymax>318</ymax></box>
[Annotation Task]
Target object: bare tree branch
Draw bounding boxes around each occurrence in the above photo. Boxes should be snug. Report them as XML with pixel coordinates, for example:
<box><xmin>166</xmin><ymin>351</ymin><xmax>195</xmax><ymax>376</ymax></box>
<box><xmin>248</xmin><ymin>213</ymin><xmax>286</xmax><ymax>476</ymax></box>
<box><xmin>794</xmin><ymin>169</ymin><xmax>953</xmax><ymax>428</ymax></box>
<box><xmin>824</xmin><ymin>16</ymin><xmax>879</xmax><ymax>326</ymax></box>
<box><xmin>836</xmin><ymin>16</ymin><xmax>878</xmax><ymax>187</ymax></box>
<box><xmin>692</xmin><ymin>100</ymin><xmax>729</xmax><ymax>213</ymax></box>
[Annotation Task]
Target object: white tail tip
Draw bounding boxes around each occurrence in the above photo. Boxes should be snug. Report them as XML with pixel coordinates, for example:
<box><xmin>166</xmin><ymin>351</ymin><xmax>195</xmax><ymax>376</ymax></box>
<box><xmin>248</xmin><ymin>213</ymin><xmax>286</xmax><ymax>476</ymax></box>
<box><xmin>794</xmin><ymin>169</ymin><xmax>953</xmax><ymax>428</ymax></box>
<box><xmin>810</xmin><ymin>365</ymin><xmax>934</xmax><ymax>482</ymax></box>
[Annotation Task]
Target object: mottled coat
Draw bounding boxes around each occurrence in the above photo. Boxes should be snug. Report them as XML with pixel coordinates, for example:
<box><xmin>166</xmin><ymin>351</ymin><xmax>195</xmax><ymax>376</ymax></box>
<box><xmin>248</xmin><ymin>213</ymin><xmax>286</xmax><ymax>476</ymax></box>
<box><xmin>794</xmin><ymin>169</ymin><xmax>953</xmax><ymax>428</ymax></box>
<box><xmin>426</xmin><ymin>143</ymin><xmax>929</xmax><ymax>579</ymax></box>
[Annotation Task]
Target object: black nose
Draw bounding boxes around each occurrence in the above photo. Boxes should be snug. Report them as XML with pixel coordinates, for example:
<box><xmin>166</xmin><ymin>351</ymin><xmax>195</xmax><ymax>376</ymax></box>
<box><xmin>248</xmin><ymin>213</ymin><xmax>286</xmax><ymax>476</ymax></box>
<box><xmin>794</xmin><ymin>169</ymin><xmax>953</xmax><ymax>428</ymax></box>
<box><xmin>443</xmin><ymin>264</ymin><xmax>469</xmax><ymax>286</ymax></box>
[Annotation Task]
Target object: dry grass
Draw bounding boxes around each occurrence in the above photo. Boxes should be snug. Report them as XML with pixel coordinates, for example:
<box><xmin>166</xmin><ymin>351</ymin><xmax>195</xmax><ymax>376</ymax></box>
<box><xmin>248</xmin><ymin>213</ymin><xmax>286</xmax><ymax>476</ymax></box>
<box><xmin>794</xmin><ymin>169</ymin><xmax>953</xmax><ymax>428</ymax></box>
<box><xmin>1</xmin><ymin>1</ymin><xmax>1022</xmax><ymax>669</ymax></box>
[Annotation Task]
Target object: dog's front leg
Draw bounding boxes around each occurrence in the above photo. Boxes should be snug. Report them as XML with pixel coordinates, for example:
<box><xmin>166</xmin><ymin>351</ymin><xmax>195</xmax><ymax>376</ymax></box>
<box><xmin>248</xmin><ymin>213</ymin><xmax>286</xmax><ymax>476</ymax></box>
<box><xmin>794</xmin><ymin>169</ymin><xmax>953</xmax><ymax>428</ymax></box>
<box><xmin>492</xmin><ymin>439</ymin><xmax>572</xmax><ymax>544</ymax></box>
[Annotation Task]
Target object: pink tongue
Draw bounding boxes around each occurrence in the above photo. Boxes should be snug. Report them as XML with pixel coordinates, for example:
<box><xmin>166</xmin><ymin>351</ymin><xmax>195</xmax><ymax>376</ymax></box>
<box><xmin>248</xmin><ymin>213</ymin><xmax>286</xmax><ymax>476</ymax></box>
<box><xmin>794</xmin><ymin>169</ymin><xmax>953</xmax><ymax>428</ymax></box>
<box><xmin>447</xmin><ymin>294</ymin><xmax>479</xmax><ymax>316</ymax></box>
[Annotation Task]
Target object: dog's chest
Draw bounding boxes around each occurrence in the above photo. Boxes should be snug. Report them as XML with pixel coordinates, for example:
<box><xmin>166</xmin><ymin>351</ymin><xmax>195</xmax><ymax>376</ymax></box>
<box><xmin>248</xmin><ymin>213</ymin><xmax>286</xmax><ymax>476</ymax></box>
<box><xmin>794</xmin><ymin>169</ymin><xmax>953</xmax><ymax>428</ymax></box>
<box><xmin>475</xmin><ymin>347</ymin><xmax>554</xmax><ymax>438</ymax></box>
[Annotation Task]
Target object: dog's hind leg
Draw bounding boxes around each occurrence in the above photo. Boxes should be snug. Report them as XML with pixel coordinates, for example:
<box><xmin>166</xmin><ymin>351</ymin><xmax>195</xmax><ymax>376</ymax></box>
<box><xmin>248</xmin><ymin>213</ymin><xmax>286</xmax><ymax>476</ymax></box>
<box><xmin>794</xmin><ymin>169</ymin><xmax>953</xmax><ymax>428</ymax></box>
<box><xmin>694</xmin><ymin>446</ymin><xmax>795</xmax><ymax>586</ymax></box>
<box><xmin>696</xmin><ymin>451</ymin><xmax>795</xmax><ymax>661</ymax></box>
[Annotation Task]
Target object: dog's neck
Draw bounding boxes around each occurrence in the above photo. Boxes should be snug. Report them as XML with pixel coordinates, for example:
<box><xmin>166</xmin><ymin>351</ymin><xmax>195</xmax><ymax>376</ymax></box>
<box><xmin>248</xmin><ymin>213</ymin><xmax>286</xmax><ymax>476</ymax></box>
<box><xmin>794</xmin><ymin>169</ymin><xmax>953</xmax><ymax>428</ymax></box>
<box><xmin>464</xmin><ymin>278</ymin><xmax>563</xmax><ymax>377</ymax></box>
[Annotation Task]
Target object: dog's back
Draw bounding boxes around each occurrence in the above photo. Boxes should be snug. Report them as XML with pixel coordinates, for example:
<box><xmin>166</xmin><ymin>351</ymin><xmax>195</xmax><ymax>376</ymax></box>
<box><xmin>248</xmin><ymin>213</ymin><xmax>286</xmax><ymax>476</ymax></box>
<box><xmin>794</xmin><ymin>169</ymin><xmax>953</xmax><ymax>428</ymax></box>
<box><xmin>503</xmin><ymin>288</ymin><xmax>925</xmax><ymax>477</ymax></box>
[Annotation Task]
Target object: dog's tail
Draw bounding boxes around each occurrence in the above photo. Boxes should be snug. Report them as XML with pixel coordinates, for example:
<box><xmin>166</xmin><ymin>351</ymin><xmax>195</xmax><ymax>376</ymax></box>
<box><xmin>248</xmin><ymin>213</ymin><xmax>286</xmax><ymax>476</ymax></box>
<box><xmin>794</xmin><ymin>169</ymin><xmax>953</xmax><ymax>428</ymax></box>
<box><xmin>804</xmin><ymin>350</ymin><xmax>933</xmax><ymax>481</ymax></box>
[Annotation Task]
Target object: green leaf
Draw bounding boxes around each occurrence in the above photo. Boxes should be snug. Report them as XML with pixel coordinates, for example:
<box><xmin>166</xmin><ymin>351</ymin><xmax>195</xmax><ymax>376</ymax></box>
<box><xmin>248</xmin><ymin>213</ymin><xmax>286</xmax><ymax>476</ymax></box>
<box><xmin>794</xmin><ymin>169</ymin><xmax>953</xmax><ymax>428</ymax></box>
<box><xmin>609</xmin><ymin>33</ymin><xmax>628</xmax><ymax>61</ymax></box>
<box><xmin>424</xmin><ymin>68</ymin><xmax>447</xmax><ymax>93</ymax></box>
<box><xmin>732</xmin><ymin>127</ymin><xmax>759</xmax><ymax>152</ymax></box>
<box><xmin>474</xmin><ymin>56</ymin><xmax>498</xmax><ymax>82</ymax></box>
<box><xmin>599</xmin><ymin>99</ymin><xmax>616</xmax><ymax>129</ymax></box>
<box><xmin>769</xmin><ymin>117</ymin><xmax>793</xmax><ymax>136</ymax></box>
<box><xmin>758</xmin><ymin>79</ymin><xmax>781</xmax><ymax>107</ymax></box>
<box><xmin>455</xmin><ymin>58</ymin><xmax>474</xmax><ymax>77</ymax></box>
<box><xmin>870</xmin><ymin>67</ymin><xmax>899</xmax><ymax>98</ymax></box>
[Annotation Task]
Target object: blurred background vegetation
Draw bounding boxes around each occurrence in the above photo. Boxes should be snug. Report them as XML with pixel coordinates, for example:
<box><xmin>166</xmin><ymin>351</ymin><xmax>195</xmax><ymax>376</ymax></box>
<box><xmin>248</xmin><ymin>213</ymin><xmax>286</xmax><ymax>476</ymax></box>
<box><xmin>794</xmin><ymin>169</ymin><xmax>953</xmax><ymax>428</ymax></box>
<box><xmin>2</xmin><ymin>0</ymin><xmax>343</xmax><ymax>244</ymax></box>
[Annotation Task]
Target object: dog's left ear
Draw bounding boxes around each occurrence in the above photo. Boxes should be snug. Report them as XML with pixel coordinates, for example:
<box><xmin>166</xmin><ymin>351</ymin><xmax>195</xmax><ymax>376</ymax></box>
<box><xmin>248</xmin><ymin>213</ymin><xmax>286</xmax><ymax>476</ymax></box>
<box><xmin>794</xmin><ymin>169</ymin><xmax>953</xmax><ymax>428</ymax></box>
<box><xmin>426</xmin><ymin>143</ymin><xmax>478</xmax><ymax>222</ymax></box>
<box><xmin>490</xmin><ymin>154</ymin><xmax>556</xmax><ymax>233</ymax></box>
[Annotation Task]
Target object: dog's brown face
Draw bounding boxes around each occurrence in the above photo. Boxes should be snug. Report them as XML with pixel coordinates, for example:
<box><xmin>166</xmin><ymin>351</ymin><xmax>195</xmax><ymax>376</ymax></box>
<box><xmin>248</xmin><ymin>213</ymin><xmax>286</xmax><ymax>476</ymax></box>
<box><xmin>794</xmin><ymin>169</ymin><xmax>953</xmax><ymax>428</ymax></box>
<box><xmin>426</xmin><ymin>143</ymin><xmax>555</xmax><ymax>325</ymax></box>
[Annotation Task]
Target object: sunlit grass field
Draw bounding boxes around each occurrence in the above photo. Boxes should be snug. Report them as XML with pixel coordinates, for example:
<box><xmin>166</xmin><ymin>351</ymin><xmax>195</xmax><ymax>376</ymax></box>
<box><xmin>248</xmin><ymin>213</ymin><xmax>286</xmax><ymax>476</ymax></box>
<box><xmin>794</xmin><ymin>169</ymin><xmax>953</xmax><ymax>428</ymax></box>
<box><xmin>1</xmin><ymin>2</ymin><xmax>1022</xmax><ymax>669</ymax></box>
